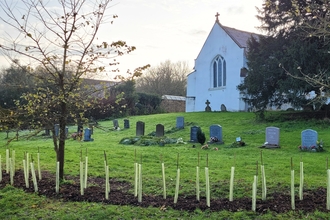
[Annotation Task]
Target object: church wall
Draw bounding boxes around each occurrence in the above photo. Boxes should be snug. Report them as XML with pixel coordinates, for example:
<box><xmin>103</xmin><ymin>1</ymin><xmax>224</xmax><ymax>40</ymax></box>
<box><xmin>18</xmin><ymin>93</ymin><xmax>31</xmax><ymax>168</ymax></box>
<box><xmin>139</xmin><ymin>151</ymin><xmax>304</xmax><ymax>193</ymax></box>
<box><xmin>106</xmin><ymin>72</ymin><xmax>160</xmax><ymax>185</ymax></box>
<box><xmin>186</xmin><ymin>23</ymin><xmax>246</xmax><ymax>112</ymax></box>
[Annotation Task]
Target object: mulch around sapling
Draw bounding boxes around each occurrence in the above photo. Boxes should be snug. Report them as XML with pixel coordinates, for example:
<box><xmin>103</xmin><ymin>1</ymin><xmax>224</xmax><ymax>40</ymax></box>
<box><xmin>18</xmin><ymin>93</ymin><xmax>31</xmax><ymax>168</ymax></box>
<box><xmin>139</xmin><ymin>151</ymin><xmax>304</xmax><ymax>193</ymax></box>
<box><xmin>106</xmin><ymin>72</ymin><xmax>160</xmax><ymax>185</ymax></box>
<box><xmin>0</xmin><ymin>170</ymin><xmax>328</xmax><ymax>214</ymax></box>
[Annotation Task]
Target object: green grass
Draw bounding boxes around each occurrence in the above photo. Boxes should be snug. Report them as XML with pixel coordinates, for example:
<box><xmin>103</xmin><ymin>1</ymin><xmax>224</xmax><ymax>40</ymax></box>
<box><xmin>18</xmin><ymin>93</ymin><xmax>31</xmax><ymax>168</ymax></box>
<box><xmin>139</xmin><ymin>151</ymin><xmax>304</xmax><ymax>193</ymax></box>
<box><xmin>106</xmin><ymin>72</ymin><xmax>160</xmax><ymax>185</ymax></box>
<box><xmin>1</xmin><ymin>111</ymin><xmax>330</xmax><ymax>219</ymax></box>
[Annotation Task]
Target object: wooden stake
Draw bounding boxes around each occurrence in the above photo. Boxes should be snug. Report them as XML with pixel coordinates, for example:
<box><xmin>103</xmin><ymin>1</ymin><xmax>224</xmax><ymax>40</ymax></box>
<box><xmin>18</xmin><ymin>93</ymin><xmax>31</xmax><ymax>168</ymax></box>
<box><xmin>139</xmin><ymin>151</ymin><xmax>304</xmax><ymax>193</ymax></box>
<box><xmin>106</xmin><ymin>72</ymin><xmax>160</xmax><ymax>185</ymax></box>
<box><xmin>104</xmin><ymin>151</ymin><xmax>107</xmax><ymax>166</ymax></box>
<box><xmin>256</xmin><ymin>160</ymin><xmax>258</xmax><ymax>176</ymax></box>
<box><xmin>135</xmin><ymin>149</ymin><xmax>136</xmax><ymax>163</ymax></box>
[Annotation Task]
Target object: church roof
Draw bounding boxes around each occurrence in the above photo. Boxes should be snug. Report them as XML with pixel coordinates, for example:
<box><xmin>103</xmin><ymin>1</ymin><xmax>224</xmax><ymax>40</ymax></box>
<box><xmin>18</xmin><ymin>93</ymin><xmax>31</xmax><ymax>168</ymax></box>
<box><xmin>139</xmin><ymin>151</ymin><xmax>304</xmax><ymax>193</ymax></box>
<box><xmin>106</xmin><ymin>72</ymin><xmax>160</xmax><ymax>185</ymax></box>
<box><xmin>162</xmin><ymin>95</ymin><xmax>186</xmax><ymax>101</ymax></box>
<box><xmin>220</xmin><ymin>25</ymin><xmax>259</xmax><ymax>48</ymax></box>
<box><xmin>212</xmin><ymin>12</ymin><xmax>259</xmax><ymax>48</ymax></box>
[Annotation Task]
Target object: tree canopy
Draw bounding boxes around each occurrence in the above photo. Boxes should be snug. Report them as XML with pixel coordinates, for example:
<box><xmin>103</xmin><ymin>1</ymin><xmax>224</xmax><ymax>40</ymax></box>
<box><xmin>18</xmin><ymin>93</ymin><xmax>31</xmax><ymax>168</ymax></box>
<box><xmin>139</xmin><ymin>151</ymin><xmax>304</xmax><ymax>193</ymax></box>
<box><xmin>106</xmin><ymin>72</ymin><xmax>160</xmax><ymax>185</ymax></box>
<box><xmin>0</xmin><ymin>0</ymin><xmax>148</xmax><ymax>179</ymax></box>
<box><xmin>136</xmin><ymin>60</ymin><xmax>190</xmax><ymax>97</ymax></box>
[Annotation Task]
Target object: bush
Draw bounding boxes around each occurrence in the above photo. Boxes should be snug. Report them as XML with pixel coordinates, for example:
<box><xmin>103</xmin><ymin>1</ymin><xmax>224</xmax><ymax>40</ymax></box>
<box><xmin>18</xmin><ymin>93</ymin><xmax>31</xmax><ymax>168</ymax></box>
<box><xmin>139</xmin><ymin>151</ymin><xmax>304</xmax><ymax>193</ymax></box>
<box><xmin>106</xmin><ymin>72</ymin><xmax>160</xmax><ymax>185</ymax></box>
<box><xmin>197</xmin><ymin>128</ymin><xmax>206</xmax><ymax>145</ymax></box>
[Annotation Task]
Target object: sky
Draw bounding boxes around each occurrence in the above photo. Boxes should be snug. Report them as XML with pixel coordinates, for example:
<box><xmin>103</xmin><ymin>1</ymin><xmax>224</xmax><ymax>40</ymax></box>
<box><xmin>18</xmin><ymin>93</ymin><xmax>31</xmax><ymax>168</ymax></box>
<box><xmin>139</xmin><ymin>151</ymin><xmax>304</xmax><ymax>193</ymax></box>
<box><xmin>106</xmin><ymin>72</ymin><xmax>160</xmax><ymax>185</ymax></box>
<box><xmin>0</xmin><ymin>0</ymin><xmax>264</xmax><ymax>79</ymax></box>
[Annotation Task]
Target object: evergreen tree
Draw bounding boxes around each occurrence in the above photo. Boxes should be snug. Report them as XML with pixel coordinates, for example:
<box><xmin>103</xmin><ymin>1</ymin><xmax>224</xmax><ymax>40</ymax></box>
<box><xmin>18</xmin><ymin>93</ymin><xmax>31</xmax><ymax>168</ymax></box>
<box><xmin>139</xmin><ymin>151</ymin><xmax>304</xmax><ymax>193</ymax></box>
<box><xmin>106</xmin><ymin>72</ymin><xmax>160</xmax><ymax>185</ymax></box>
<box><xmin>238</xmin><ymin>0</ymin><xmax>330</xmax><ymax>112</ymax></box>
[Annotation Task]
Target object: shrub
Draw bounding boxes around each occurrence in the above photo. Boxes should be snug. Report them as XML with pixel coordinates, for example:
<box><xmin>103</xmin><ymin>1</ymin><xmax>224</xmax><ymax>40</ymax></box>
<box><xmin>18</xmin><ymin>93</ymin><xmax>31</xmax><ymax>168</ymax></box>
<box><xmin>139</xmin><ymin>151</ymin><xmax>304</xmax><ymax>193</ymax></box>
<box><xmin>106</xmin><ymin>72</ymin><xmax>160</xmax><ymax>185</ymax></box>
<box><xmin>197</xmin><ymin>128</ymin><xmax>206</xmax><ymax>145</ymax></box>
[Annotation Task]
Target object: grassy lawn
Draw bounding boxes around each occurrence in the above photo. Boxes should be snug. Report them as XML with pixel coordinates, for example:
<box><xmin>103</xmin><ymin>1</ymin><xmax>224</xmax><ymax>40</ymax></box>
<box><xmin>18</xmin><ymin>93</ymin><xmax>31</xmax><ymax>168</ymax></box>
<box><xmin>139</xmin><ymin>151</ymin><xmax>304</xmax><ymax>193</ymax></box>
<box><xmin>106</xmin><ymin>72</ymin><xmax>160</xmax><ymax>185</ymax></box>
<box><xmin>1</xmin><ymin>111</ymin><xmax>330</xmax><ymax>219</ymax></box>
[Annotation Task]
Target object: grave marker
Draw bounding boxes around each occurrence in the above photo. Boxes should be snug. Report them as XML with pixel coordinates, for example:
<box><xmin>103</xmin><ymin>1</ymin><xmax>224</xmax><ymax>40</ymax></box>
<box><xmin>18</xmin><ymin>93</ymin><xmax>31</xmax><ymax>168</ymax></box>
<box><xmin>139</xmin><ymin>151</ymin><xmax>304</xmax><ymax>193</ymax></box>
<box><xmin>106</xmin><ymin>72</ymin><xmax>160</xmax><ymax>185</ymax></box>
<box><xmin>84</xmin><ymin>128</ymin><xmax>94</xmax><ymax>141</ymax></box>
<box><xmin>221</xmin><ymin>104</ymin><xmax>227</xmax><ymax>112</ymax></box>
<box><xmin>136</xmin><ymin>121</ymin><xmax>145</xmax><ymax>136</ymax></box>
<box><xmin>124</xmin><ymin>119</ymin><xmax>130</xmax><ymax>129</ymax></box>
<box><xmin>265</xmin><ymin>127</ymin><xmax>280</xmax><ymax>147</ymax></box>
<box><xmin>190</xmin><ymin>126</ymin><xmax>200</xmax><ymax>142</ymax></box>
<box><xmin>113</xmin><ymin>119</ymin><xmax>119</xmax><ymax>129</ymax></box>
<box><xmin>54</xmin><ymin>124</ymin><xmax>59</xmax><ymax>137</ymax></box>
<box><xmin>65</xmin><ymin>127</ymin><xmax>69</xmax><ymax>138</ymax></box>
<box><xmin>176</xmin><ymin>116</ymin><xmax>184</xmax><ymax>129</ymax></box>
<box><xmin>156</xmin><ymin>124</ymin><xmax>165</xmax><ymax>137</ymax></box>
<box><xmin>44</xmin><ymin>128</ymin><xmax>50</xmax><ymax>136</ymax></box>
<box><xmin>77</xmin><ymin>124</ymin><xmax>83</xmax><ymax>133</ymax></box>
<box><xmin>301</xmin><ymin>129</ymin><xmax>318</xmax><ymax>150</ymax></box>
<box><xmin>209</xmin><ymin>124</ymin><xmax>223</xmax><ymax>144</ymax></box>
<box><xmin>205</xmin><ymin>100</ymin><xmax>211</xmax><ymax>112</ymax></box>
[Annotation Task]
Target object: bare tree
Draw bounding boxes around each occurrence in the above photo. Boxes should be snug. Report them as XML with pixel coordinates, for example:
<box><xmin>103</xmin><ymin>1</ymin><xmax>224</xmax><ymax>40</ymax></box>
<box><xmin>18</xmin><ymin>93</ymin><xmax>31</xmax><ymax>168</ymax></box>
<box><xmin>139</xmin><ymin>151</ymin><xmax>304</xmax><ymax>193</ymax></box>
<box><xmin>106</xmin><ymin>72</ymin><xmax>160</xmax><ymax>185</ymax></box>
<box><xmin>0</xmin><ymin>0</ymin><xmax>147</xmax><ymax>179</ymax></box>
<box><xmin>136</xmin><ymin>60</ymin><xmax>191</xmax><ymax>96</ymax></box>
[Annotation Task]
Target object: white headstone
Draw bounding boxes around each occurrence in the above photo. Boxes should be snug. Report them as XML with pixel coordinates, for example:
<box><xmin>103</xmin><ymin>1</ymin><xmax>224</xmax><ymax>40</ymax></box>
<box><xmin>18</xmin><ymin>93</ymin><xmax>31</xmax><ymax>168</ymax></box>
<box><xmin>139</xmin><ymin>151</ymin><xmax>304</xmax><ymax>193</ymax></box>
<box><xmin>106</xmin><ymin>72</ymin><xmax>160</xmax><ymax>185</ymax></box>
<box><xmin>265</xmin><ymin>127</ymin><xmax>280</xmax><ymax>146</ymax></box>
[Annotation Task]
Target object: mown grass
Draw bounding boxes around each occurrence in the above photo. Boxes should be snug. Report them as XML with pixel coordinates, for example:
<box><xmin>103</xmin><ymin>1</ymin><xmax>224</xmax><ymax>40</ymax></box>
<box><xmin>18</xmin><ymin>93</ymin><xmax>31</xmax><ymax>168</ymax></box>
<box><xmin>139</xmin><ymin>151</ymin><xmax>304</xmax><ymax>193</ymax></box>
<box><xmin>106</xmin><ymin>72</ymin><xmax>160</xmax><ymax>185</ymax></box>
<box><xmin>1</xmin><ymin>111</ymin><xmax>330</xmax><ymax>219</ymax></box>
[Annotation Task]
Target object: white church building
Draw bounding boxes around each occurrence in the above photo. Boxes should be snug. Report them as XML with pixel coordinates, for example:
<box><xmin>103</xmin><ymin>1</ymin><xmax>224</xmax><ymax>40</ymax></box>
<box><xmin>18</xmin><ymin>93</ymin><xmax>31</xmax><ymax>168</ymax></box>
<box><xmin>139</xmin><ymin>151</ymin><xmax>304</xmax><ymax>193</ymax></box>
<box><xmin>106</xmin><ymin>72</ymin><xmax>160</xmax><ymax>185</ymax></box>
<box><xmin>186</xmin><ymin>14</ymin><xmax>259</xmax><ymax>112</ymax></box>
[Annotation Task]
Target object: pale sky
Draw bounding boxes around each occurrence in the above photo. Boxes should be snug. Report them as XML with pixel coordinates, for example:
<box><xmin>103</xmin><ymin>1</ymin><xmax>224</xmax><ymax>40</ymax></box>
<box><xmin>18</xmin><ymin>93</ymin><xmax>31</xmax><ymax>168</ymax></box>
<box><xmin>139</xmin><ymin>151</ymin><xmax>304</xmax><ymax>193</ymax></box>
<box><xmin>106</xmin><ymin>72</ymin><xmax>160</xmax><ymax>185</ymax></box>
<box><xmin>0</xmin><ymin>0</ymin><xmax>264</xmax><ymax>79</ymax></box>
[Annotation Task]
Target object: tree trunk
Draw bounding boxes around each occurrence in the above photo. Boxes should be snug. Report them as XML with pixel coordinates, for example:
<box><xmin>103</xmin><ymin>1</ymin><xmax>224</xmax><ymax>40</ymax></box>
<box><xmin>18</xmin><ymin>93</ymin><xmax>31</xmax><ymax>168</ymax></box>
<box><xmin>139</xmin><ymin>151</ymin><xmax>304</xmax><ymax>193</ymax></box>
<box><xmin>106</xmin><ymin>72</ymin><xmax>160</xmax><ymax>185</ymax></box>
<box><xmin>58</xmin><ymin>101</ymin><xmax>67</xmax><ymax>180</ymax></box>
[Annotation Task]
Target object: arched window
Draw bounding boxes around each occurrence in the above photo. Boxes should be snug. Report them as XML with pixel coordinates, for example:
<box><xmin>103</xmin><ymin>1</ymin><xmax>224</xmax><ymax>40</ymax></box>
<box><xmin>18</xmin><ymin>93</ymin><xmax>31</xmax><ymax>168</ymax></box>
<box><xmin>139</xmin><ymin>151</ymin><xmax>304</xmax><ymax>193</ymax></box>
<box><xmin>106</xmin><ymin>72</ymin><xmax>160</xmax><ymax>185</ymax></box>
<box><xmin>212</xmin><ymin>56</ymin><xmax>226</xmax><ymax>88</ymax></box>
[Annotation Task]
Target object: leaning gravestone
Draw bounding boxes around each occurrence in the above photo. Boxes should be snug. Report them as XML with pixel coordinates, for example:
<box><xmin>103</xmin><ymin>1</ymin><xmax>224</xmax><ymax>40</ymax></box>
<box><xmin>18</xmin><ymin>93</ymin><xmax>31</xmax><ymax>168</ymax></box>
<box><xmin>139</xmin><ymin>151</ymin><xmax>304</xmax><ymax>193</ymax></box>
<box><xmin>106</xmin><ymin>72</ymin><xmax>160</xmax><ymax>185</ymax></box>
<box><xmin>84</xmin><ymin>128</ymin><xmax>93</xmax><ymax>141</ymax></box>
<box><xmin>124</xmin><ymin>119</ymin><xmax>130</xmax><ymax>129</ymax></box>
<box><xmin>301</xmin><ymin>129</ymin><xmax>318</xmax><ymax>150</ymax></box>
<box><xmin>208</xmin><ymin>124</ymin><xmax>223</xmax><ymax>144</ymax></box>
<box><xmin>190</xmin><ymin>126</ymin><xmax>200</xmax><ymax>142</ymax></box>
<box><xmin>136</xmin><ymin>121</ymin><xmax>145</xmax><ymax>136</ymax></box>
<box><xmin>156</xmin><ymin>124</ymin><xmax>165</xmax><ymax>137</ymax></box>
<box><xmin>176</xmin><ymin>116</ymin><xmax>184</xmax><ymax>129</ymax></box>
<box><xmin>265</xmin><ymin>127</ymin><xmax>280</xmax><ymax>148</ymax></box>
<box><xmin>113</xmin><ymin>119</ymin><xmax>119</xmax><ymax>129</ymax></box>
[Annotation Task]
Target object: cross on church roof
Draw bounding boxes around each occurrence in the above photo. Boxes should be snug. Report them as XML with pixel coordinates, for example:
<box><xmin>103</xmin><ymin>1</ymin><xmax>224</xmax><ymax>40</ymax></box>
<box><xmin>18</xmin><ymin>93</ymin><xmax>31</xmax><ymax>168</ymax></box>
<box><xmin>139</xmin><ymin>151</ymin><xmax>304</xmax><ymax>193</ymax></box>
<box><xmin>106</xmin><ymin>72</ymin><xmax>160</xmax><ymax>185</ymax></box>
<box><xmin>215</xmin><ymin>12</ymin><xmax>220</xmax><ymax>22</ymax></box>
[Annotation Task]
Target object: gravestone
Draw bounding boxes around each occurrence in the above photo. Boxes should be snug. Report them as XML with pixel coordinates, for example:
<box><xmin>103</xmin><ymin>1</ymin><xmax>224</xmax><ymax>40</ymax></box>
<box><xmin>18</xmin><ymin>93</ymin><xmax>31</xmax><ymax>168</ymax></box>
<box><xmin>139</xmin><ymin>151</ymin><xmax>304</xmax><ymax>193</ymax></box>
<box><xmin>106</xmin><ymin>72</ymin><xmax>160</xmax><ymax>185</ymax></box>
<box><xmin>265</xmin><ymin>127</ymin><xmax>280</xmax><ymax>148</ymax></box>
<box><xmin>113</xmin><ymin>119</ymin><xmax>119</xmax><ymax>129</ymax></box>
<box><xmin>77</xmin><ymin>124</ymin><xmax>83</xmax><ymax>133</ymax></box>
<box><xmin>209</xmin><ymin>124</ymin><xmax>222</xmax><ymax>140</ymax></box>
<box><xmin>301</xmin><ymin>129</ymin><xmax>318</xmax><ymax>150</ymax></box>
<box><xmin>54</xmin><ymin>124</ymin><xmax>59</xmax><ymax>137</ymax></box>
<box><xmin>190</xmin><ymin>126</ymin><xmax>200</xmax><ymax>142</ymax></box>
<box><xmin>84</xmin><ymin>128</ymin><xmax>94</xmax><ymax>141</ymax></box>
<box><xmin>221</xmin><ymin>104</ymin><xmax>227</xmax><ymax>112</ymax></box>
<box><xmin>136</xmin><ymin>121</ymin><xmax>145</xmax><ymax>136</ymax></box>
<box><xmin>176</xmin><ymin>116</ymin><xmax>184</xmax><ymax>129</ymax></box>
<box><xmin>65</xmin><ymin>127</ymin><xmax>69</xmax><ymax>138</ymax></box>
<box><xmin>124</xmin><ymin>119</ymin><xmax>130</xmax><ymax>129</ymax></box>
<box><xmin>209</xmin><ymin>124</ymin><xmax>223</xmax><ymax>143</ymax></box>
<box><xmin>205</xmin><ymin>100</ymin><xmax>211</xmax><ymax>112</ymax></box>
<box><xmin>156</xmin><ymin>124</ymin><xmax>165</xmax><ymax>137</ymax></box>
<box><xmin>44</xmin><ymin>128</ymin><xmax>50</xmax><ymax>136</ymax></box>
<box><xmin>54</xmin><ymin>125</ymin><xmax>68</xmax><ymax>138</ymax></box>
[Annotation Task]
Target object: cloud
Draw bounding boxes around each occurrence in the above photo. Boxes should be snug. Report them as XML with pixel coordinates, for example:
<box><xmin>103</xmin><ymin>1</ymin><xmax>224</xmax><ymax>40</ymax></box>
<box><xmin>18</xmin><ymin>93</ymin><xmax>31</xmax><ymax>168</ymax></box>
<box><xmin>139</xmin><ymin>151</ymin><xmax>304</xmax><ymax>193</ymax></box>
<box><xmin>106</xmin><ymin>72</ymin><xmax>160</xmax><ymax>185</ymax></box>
<box><xmin>189</xmin><ymin>29</ymin><xmax>208</xmax><ymax>36</ymax></box>
<box><xmin>227</xmin><ymin>6</ymin><xmax>244</xmax><ymax>14</ymax></box>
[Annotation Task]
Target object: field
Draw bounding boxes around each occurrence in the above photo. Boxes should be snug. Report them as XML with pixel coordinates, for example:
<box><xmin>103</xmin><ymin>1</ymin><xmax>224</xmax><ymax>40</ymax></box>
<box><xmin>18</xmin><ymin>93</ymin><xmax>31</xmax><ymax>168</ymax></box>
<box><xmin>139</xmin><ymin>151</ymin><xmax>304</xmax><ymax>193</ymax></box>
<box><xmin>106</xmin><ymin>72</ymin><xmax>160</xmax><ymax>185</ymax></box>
<box><xmin>1</xmin><ymin>111</ymin><xmax>330</xmax><ymax>219</ymax></box>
